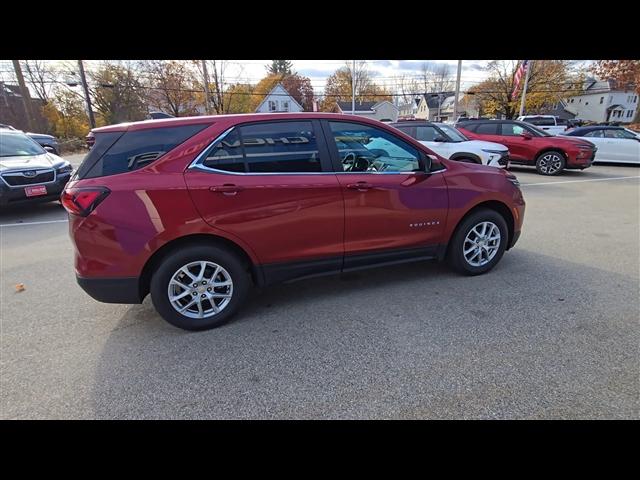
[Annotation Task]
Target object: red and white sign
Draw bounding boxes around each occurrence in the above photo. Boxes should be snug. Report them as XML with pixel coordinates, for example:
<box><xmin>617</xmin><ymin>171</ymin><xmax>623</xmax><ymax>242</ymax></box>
<box><xmin>24</xmin><ymin>185</ymin><xmax>47</xmax><ymax>197</ymax></box>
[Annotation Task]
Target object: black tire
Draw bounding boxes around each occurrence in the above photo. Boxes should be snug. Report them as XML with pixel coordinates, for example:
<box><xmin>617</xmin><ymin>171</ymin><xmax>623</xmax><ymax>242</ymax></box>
<box><xmin>446</xmin><ymin>208</ymin><xmax>508</xmax><ymax>275</ymax></box>
<box><xmin>535</xmin><ymin>150</ymin><xmax>565</xmax><ymax>176</ymax></box>
<box><xmin>150</xmin><ymin>244</ymin><xmax>250</xmax><ymax>331</ymax></box>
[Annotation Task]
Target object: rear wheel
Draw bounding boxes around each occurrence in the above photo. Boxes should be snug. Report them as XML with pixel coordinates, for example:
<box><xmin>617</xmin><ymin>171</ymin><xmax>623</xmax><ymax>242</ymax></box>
<box><xmin>447</xmin><ymin>209</ymin><xmax>508</xmax><ymax>275</ymax></box>
<box><xmin>150</xmin><ymin>244</ymin><xmax>250</xmax><ymax>330</ymax></box>
<box><xmin>535</xmin><ymin>151</ymin><xmax>565</xmax><ymax>175</ymax></box>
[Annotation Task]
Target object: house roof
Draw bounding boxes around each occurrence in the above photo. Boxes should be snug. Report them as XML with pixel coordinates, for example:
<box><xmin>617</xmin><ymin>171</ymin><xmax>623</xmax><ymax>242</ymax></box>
<box><xmin>254</xmin><ymin>83</ymin><xmax>303</xmax><ymax>112</ymax></box>
<box><xmin>336</xmin><ymin>101</ymin><xmax>378</xmax><ymax>112</ymax></box>
<box><xmin>417</xmin><ymin>92</ymin><xmax>456</xmax><ymax>109</ymax></box>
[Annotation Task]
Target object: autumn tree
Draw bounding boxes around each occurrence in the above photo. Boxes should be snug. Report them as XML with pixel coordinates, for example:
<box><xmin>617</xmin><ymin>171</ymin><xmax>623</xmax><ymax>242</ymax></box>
<box><xmin>591</xmin><ymin>60</ymin><xmax>640</xmax><ymax>122</ymax></box>
<box><xmin>90</xmin><ymin>62</ymin><xmax>147</xmax><ymax>124</ymax></box>
<box><xmin>250</xmin><ymin>73</ymin><xmax>315</xmax><ymax>111</ymax></box>
<box><xmin>321</xmin><ymin>61</ymin><xmax>391</xmax><ymax>111</ymax></box>
<box><xmin>468</xmin><ymin>60</ymin><xmax>582</xmax><ymax>119</ymax></box>
<box><xmin>224</xmin><ymin>83</ymin><xmax>254</xmax><ymax>113</ymax></box>
<box><xmin>267</xmin><ymin>60</ymin><xmax>293</xmax><ymax>76</ymax></box>
<box><xmin>42</xmin><ymin>88</ymin><xmax>89</xmax><ymax>139</ymax></box>
<box><xmin>140</xmin><ymin>60</ymin><xmax>203</xmax><ymax>117</ymax></box>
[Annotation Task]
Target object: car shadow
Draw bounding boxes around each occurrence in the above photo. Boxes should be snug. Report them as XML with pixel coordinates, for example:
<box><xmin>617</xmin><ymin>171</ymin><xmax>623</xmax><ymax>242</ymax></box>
<box><xmin>0</xmin><ymin>200</ymin><xmax>66</xmax><ymax>224</ymax></box>
<box><xmin>91</xmin><ymin>249</ymin><xmax>639</xmax><ymax>419</ymax></box>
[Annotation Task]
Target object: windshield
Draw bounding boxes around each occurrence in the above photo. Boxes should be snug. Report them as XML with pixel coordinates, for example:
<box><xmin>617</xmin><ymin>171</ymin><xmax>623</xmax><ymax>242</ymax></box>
<box><xmin>0</xmin><ymin>133</ymin><xmax>46</xmax><ymax>157</ymax></box>
<box><xmin>436</xmin><ymin>124</ymin><xmax>469</xmax><ymax>142</ymax></box>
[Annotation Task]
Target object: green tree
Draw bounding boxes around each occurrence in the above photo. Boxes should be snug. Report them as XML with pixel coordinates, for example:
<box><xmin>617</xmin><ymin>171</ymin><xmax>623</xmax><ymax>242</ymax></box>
<box><xmin>89</xmin><ymin>62</ymin><xmax>147</xmax><ymax>124</ymax></box>
<box><xmin>267</xmin><ymin>60</ymin><xmax>293</xmax><ymax>76</ymax></box>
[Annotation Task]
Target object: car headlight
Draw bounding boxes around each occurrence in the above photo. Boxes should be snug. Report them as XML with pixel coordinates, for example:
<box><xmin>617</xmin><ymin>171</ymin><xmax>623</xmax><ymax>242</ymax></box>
<box><xmin>56</xmin><ymin>162</ymin><xmax>73</xmax><ymax>174</ymax></box>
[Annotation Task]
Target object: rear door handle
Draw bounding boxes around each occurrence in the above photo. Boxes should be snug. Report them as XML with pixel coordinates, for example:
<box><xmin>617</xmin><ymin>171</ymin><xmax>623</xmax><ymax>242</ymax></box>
<box><xmin>210</xmin><ymin>184</ymin><xmax>244</xmax><ymax>195</ymax></box>
<box><xmin>346</xmin><ymin>182</ymin><xmax>373</xmax><ymax>191</ymax></box>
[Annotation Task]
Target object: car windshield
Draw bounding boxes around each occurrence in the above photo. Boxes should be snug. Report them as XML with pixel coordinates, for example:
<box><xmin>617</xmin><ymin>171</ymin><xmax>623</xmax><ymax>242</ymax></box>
<box><xmin>0</xmin><ymin>133</ymin><xmax>46</xmax><ymax>157</ymax></box>
<box><xmin>436</xmin><ymin>124</ymin><xmax>469</xmax><ymax>142</ymax></box>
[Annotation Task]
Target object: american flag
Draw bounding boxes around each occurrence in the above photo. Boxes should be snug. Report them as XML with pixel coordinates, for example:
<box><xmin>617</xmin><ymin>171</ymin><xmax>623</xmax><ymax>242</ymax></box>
<box><xmin>511</xmin><ymin>60</ymin><xmax>530</xmax><ymax>99</ymax></box>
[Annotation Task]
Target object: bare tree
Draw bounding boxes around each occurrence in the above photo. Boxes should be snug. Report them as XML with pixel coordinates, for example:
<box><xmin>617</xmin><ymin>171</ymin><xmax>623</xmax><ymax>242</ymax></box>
<box><xmin>23</xmin><ymin>60</ymin><xmax>55</xmax><ymax>103</ymax></box>
<box><xmin>193</xmin><ymin>60</ymin><xmax>240</xmax><ymax>114</ymax></box>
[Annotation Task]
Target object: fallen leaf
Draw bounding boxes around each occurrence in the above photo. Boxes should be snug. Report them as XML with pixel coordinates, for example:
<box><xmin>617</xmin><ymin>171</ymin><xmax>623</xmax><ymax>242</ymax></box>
<box><xmin>15</xmin><ymin>283</ymin><xmax>25</xmax><ymax>293</ymax></box>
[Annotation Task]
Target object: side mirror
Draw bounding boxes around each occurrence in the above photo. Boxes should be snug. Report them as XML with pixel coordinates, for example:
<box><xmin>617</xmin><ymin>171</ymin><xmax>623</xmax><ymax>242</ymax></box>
<box><xmin>44</xmin><ymin>146</ymin><xmax>55</xmax><ymax>153</ymax></box>
<box><xmin>520</xmin><ymin>132</ymin><xmax>533</xmax><ymax>140</ymax></box>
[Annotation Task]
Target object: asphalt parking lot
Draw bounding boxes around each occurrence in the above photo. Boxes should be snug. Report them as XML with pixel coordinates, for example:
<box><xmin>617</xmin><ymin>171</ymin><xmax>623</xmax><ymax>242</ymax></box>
<box><xmin>1</xmin><ymin>156</ymin><xmax>638</xmax><ymax>419</ymax></box>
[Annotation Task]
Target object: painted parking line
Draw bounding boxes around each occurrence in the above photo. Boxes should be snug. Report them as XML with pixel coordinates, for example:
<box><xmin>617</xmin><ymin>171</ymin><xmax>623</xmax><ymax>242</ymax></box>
<box><xmin>521</xmin><ymin>175</ymin><xmax>640</xmax><ymax>187</ymax></box>
<box><xmin>0</xmin><ymin>219</ymin><xmax>69</xmax><ymax>228</ymax></box>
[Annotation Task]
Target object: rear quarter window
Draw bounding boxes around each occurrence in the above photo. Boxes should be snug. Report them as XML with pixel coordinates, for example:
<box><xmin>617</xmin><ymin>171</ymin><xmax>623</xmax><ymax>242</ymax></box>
<box><xmin>81</xmin><ymin>124</ymin><xmax>209</xmax><ymax>179</ymax></box>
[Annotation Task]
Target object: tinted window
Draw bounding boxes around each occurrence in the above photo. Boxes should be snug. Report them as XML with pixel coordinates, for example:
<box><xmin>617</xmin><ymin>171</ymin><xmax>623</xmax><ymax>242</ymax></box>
<box><xmin>202</xmin><ymin>129</ymin><xmax>245</xmax><ymax>172</ymax></box>
<box><xmin>415</xmin><ymin>126</ymin><xmax>440</xmax><ymax>141</ymax></box>
<box><xmin>501</xmin><ymin>123</ymin><xmax>527</xmax><ymax>136</ymax></box>
<box><xmin>524</xmin><ymin>117</ymin><xmax>555</xmax><ymax>126</ymax></box>
<box><xmin>394</xmin><ymin>126</ymin><xmax>416</xmax><ymax>138</ymax></box>
<box><xmin>240</xmin><ymin>121</ymin><xmax>321</xmax><ymax>173</ymax></box>
<box><xmin>459</xmin><ymin>123</ymin><xmax>478</xmax><ymax>133</ymax></box>
<box><xmin>329</xmin><ymin>121</ymin><xmax>421</xmax><ymax>173</ymax></box>
<box><xmin>74</xmin><ymin>131</ymin><xmax>124</xmax><ymax>180</ymax></box>
<box><xmin>584</xmin><ymin>130</ymin><xmax>604</xmax><ymax>138</ymax></box>
<box><xmin>476</xmin><ymin>123</ymin><xmax>499</xmax><ymax>135</ymax></box>
<box><xmin>604</xmin><ymin>129</ymin><xmax>635</xmax><ymax>138</ymax></box>
<box><xmin>202</xmin><ymin>121</ymin><xmax>323</xmax><ymax>174</ymax></box>
<box><xmin>84</xmin><ymin>124</ymin><xmax>208</xmax><ymax>179</ymax></box>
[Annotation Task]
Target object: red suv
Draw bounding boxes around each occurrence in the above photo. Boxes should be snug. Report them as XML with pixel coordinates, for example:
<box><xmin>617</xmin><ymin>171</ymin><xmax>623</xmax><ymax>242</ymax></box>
<box><xmin>457</xmin><ymin>119</ymin><xmax>597</xmax><ymax>175</ymax></box>
<box><xmin>62</xmin><ymin>113</ymin><xmax>525</xmax><ymax>330</ymax></box>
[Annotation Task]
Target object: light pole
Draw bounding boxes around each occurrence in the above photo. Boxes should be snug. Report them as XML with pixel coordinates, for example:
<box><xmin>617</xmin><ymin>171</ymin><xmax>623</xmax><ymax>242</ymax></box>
<box><xmin>77</xmin><ymin>60</ymin><xmax>96</xmax><ymax>129</ymax></box>
<box><xmin>351</xmin><ymin>59</ymin><xmax>356</xmax><ymax>114</ymax></box>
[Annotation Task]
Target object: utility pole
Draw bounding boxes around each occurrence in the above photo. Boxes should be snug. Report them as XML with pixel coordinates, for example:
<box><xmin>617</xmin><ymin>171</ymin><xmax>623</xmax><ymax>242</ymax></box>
<box><xmin>201</xmin><ymin>60</ymin><xmax>211</xmax><ymax>115</ymax></box>
<box><xmin>519</xmin><ymin>60</ymin><xmax>532</xmax><ymax>117</ymax></box>
<box><xmin>453</xmin><ymin>60</ymin><xmax>462</xmax><ymax>121</ymax></box>
<box><xmin>12</xmin><ymin>60</ymin><xmax>35</xmax><ymax>131</ymax></box>
<box><xmin>351</xmin><ymin>59</ymin><xmax>356</xmax><ymax>114</ymax></box>
<box><xmin>77</xmin><ymin>60</ymin><xmax>96</xmax><ymax>129</ymax></box>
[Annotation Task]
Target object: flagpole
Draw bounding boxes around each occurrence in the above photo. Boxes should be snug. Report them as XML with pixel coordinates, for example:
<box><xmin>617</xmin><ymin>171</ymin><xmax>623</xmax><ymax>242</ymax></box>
<box><xmin>519</xmin><ymin>60</ymin><xmax>532</xmax><ymax>117</ymax></box>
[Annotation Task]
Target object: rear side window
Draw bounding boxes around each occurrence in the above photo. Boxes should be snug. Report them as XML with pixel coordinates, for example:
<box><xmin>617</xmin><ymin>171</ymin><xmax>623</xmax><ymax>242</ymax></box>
<box><xmin>415</xmin><ymin>126</ymin><xmax>441</xmax><ymax>141</ymax></box>
<box><xmin>476</xmin><ymin>123</ymin><xmax>499</xmax><ymax>135</ymax></box>
<box><xmin>73</xmin><ymin>131</ymin><xmax>124</xmax><ymax>180</ymax></box>
<box><xmin>202</xmin><ymin>121</ymin><xmax>323</xmax><ymax>174</ymax></box>
<box><xmin>82</xmin><ymin>124</ymin><xmax>208</xmax><ymax>179</ymax></box>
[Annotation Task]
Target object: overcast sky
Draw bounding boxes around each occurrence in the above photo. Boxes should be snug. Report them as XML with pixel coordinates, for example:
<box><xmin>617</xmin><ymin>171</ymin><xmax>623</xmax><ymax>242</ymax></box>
<box><xmin>0</xmin><ymin>59</ymin><xmax>594</xmax><ymax>97</ymax></box>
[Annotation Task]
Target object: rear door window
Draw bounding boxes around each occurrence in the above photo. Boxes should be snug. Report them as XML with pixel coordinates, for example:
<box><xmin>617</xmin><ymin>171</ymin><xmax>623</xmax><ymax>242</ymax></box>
<box><xmin>201</xmin><ymin>121</ymin><xmax>326</xmax><ymax>174</ymax></box>
<box><xmin>476</xmin><ymin>123</ymin><xmax>499</xmax><ymax>135</ymax></box>
<box><xmin>82</xmin><ymin>124</ymin><xmax>209</xmax><ymax>179</ymax></box>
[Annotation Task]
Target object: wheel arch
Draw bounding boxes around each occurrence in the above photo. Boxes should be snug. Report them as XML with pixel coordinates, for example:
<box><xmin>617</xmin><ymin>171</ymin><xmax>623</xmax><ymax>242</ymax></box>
<box><xmin>535</xmin><ymin>147</ymin><xmax>567</xmax><ymax>162</ymax></box>
<box><xmin>450</xmin><ymin>152</ymin><xmax>482</xmax><ymax>164</ymax></box>
<box><xmin>139</xmin><ymin>233</ymin><xmax>258</xmax><ymax>300</ymax></box>
<box><xmin>442</xmin><ymin>200</ymin><xmax>515</xmax><ymax>260</ymax></box>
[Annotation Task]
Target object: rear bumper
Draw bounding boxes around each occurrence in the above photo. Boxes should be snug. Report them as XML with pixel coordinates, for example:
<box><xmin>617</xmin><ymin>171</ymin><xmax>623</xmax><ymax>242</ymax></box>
<box><xmin>76</xmin><ymin>275</ymin><xmax>143</xmax><ymax>304</ymax></box>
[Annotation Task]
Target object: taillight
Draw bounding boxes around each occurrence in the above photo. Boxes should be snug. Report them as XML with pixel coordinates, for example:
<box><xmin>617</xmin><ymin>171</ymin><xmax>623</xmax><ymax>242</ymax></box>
<box><xmin>61</xmin><ymin>187</ymin><xmax>110</xmax><ymax>216</ymax></box>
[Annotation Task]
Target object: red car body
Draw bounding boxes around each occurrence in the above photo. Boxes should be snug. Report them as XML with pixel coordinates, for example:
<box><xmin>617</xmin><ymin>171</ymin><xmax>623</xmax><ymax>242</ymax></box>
<box><xmin>63</xmin><ymin>113</ymin><xmax>525</xmax><ymax>326</ymax></box>
<box><xmin>457</xmin><ymin>120</ymin><xmax>596</xmax><ymax>171</ymax></box>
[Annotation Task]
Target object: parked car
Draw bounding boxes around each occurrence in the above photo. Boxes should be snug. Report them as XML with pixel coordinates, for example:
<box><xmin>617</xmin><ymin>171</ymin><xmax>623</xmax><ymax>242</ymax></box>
<box><xmin>390</xmin><ymin>120</ymin><xmax>509</xmax><ymax>168</ymax></box>
<box><xmin>0</xmin><ymin>129</ymin><xmax>73</xmax><ymax>206</ymax></box>
<box><xmin>62</xmin><ymin>113</ymin><xmax>526</xmax><ymax>331</ymax></box>
<box><xmin>516</xmin><ymin>115</ymin><xmax>569</xmax><ymax>135</ymax></box>
<box><xmin>0</xmin><ymin>123</ymin><xmax>60</xmax><ymax>154</ymax></box>
<box><xmin>456</xmin><ymin>119</ymin><xmax>597</xmax><ymax>175</ymax></box>
<box><xmin>562</xmin><ymin>126</ymin><xmax>640</xmax><ymax>164</ymax></box>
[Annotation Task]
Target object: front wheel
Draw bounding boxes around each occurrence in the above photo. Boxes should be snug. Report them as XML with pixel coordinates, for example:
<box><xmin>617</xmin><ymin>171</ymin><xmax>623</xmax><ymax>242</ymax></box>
<box><xmin>535</xmin><ymin>151</ymin><xmax>565</xmax><ymax>175</ymax></box>
<box><xmin>150</xmin><ymin>244</ymin><xmax>250</xmax><ymax>331</ymax></box>
<box><xmin>447</xmin><ymin>209</ymin><xmax>508</xmax><ymax>275</ymax></box>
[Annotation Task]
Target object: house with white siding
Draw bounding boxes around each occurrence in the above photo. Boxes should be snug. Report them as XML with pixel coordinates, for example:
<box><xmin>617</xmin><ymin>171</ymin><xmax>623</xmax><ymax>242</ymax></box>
<box><xmin>333</xmin><ymin>101</ymin><xmax>399</xmax><ymax>122</ymax></box>
<box><xmin>565</xmin><ymin>78</ymin><xmax>638</xmax><ymax>124</ymax></box>
<box><xmin>255</xmin><ymin>83</ymin><xmax>303</xmax><ymax>113</ymax></box>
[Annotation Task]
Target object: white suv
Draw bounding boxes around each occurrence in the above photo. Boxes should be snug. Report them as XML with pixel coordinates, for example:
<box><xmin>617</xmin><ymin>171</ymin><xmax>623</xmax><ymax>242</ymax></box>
<box><xmin>390</xmin><ymin>121</ymin><xmax>509</xmax><ymax>168</ymax></box>
<box><xmin>517</xmin><ymin>115</ymin><xmax>569</xmax><ymax>135</ymax></box>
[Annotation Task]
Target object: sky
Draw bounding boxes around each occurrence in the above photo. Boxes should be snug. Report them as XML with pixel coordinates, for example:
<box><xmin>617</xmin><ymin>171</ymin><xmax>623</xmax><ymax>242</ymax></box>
<box><xmin>0</xmin><ymin>59</ymin><xmax>595</xmax><ymax>99</ymax></box>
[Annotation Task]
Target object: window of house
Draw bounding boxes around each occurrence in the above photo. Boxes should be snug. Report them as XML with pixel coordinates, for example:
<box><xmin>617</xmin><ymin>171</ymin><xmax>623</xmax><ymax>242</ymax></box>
<box><xmin>585</xmin><ymin>101</ymin><xmax>589</xmax><ymax>105</ymax></box>
<box><xmin>328</xmin><ymin>121</ymin><xmax>421</xmax><ymax>173</ymax></box>
<box><xmin>579</xmin><ymin>99</ymin><xmax>582</xmax><ymax>103</ymax></box>
<box><xmin>268</xmin><ymin>100</ymin><xmax>277</xmax><ymax>112</ymax></box>
<box><xmin>600</xmin><ymin>97</ymin><xmax>604</xmax><ymax>104</ymax></box>
<box><xmin>202</xmin><ymin>121</ymin><xmax>323</xmax><ymax>174</ymax></box>
<box><xmin>282</xmin><ymin>101</ymin><xmax>289</xmax><ymax>112</ymax></box>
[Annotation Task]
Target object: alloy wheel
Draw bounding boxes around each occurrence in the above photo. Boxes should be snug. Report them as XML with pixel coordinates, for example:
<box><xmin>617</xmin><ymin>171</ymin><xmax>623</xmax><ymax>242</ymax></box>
<box><xmin>463</xmin><ymin>221</ymin><xmax>501</xmax><ymax>267</ymax></box>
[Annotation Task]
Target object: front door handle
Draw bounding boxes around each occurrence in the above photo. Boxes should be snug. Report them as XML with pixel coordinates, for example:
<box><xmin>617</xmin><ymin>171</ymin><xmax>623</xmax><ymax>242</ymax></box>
<box><xmin>346</xmin><ymin>182</ymin><xmax>373</xmax><ymax>191</ymax></box>
<box><xmin>210</xmin><ymin>184</ymin><xmax>244</xmax><ymax>195</ymax></box>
